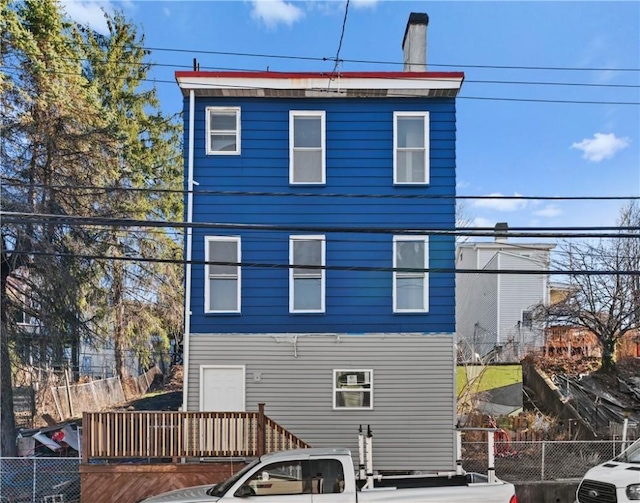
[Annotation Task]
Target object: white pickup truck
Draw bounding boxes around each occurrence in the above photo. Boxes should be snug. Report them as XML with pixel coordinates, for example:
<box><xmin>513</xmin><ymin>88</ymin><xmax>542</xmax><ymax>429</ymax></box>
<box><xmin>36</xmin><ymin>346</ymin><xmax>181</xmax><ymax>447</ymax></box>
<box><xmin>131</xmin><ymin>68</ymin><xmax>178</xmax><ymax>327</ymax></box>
<box><xmin>138</xmin><ymin>447</ymin><xmax>517</xmax><ymax>503</ymax></box>
<box><xmin>576</xmin><ymin>437</ymin><xmax>640</xmax><ymax>503</ymax></box>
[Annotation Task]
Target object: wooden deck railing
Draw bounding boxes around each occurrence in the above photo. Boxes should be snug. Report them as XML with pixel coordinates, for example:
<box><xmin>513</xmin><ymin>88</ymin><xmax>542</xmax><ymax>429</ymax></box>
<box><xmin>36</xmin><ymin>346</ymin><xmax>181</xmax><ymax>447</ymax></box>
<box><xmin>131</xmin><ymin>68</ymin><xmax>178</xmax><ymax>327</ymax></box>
<box><xmin>82</xmin><ymin>404</ymin><xmax>310</xmax><ymax>462</ymax></box>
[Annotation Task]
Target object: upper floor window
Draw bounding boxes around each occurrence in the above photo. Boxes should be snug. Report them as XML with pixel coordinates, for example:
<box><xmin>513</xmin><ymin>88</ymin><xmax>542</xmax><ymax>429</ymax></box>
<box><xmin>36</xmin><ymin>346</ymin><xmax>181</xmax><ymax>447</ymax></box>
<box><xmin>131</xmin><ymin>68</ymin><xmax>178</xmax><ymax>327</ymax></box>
<box><xmin>394</xmin><ymin>112</ymin><xmax>429</xmax><ymax>184</ymax></box>
<box><xmin>207</xmin><ymin>107</ymin><xmax>240</xmax><ymax>155</ymax></box>
<box><xmin>290</xmin><ymin>111</ymin><xmax>325</xmax><ymax>184</ymax></box>
<box><xmin>290</xmin><ymin>235</ymin><xmax>325</xmax><ymax>313</ymax></box>
<box><xmin>393</xmin><ymin>236</ymin><xmax>429</xmax><ymax>312</ymax></box>
<box><xmin>205</xmin><ymin>236</ymin><xmax>241</xmax><ymax>313</ymax></box>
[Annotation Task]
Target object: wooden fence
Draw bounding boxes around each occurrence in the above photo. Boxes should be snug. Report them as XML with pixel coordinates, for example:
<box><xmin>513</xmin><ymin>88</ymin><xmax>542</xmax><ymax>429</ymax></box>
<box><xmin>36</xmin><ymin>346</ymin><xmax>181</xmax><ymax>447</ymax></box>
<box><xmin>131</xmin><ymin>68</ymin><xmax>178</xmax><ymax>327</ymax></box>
<box><xmin>82</xmin><ymin>404</ymin><xmax>310</xmax><ymax>462</ymax></box>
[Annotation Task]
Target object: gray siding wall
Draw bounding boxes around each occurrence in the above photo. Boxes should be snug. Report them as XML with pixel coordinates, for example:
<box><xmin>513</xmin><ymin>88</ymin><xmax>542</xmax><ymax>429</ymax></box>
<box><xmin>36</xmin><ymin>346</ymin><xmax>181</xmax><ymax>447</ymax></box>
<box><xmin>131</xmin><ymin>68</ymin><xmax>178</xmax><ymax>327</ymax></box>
<box><xmin>498</xmin><ymin>252</ymin><xmax>547</xmax><ymax>351</ymax></box>
<box><xmin>187</xmin><ymin>333</ymin><xmax>455</xmax><ymax>472</ymax></box>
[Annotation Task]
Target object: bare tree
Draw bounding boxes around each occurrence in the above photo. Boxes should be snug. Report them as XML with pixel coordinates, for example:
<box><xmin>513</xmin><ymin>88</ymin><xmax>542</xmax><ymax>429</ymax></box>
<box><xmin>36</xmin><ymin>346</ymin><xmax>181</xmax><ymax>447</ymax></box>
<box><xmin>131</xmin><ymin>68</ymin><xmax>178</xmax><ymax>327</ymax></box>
<box><xmin>537</xmin><ymin>203</ymin><xmax>640</xmax><ymax>372</ymax></box>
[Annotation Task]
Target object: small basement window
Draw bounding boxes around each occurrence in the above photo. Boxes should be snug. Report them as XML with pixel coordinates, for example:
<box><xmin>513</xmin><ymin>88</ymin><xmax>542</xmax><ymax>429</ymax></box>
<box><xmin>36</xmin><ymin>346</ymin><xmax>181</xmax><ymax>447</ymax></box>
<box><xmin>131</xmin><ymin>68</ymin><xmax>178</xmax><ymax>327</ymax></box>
<box><xmin>333</xmin><ymin>370</ymin><xmax>372</xmax><ymax>410</ymax></box>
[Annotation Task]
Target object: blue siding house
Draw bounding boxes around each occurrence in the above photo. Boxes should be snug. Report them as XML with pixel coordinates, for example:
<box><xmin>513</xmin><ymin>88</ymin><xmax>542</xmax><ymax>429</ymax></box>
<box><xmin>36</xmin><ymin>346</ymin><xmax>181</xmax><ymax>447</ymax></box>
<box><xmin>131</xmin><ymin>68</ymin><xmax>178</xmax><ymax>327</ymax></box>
<box><xmin>176</xmin><ymin>13</ymin><xmax>465</xmax><ymax>471</ymax></box>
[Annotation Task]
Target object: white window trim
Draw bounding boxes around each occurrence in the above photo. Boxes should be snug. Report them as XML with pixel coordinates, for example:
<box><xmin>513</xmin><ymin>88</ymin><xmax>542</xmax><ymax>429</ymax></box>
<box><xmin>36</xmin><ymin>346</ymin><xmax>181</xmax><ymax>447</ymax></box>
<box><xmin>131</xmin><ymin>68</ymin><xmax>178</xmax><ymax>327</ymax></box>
<box><xmin>393</xmin><ymin>235</ymin><xmax>429</xmax><ymax>313</ymax></box>
<box><xmin>333</xmin><ymin>369</ymin><xmax>373</xmax><ymax>410</ymax></box>
<box><xmin>393</xmin><ymin>111</ymin><xmax>430</xmax><ymax>185</ymax></box>
<box><xmin>206</xmin><ymin>106</ymin><xmax>241</xmax><ymax>155</ymax></box>
<box><xmin>204</xmin><ymin>236</ymin><xmax>241</xmax><ymax>313</ymax></box>
<box><xmin>289</xmin><ymin>235</ymin><xmax>326</xmax><ymax>313</ymax></box>
<box><xmin>289</xmin><ymin>110</ymin><xmax>326</xmax><ymax>185</ymax></box>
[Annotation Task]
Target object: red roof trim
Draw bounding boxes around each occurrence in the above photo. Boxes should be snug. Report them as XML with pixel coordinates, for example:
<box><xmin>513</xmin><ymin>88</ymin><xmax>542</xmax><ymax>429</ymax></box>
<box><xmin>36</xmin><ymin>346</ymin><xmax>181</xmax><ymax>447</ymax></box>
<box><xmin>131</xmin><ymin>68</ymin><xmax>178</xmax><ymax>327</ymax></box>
<box><xmin>175</xmin><ymin>71</ymin><xmax>464</xmax><ymax>80</ymax></box>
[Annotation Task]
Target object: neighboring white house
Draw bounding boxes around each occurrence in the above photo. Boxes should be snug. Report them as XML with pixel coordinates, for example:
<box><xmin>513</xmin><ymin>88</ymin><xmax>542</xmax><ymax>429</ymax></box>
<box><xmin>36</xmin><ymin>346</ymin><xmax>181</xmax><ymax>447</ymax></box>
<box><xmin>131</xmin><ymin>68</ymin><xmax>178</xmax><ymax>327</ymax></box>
<box><xmin>456</xmin><ymin>226</ymin><xmax>555</xmax><ymax>362</ymax></box>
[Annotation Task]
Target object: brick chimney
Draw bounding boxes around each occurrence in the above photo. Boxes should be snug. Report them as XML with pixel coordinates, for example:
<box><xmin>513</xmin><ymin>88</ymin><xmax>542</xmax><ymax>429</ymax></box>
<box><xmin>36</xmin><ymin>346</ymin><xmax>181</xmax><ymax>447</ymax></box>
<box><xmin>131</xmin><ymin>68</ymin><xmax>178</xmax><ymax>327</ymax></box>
<box><xmin>402</xmin><ymin>12</ymin><xmax>429</xmax><ymax>72</ymax></box>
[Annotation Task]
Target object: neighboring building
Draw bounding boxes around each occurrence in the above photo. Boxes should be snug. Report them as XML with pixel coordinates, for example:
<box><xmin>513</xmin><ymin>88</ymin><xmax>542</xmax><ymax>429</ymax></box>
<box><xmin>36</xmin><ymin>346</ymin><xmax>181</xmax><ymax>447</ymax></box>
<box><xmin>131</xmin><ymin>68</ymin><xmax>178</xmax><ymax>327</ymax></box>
<box><xmin>176</xmin><ymin>13</ymin><xmax>464</xmax><ymax>471</ymax></box>
<box><xmin>456</xmin><ymin>227</ymin><xmax>555</xmax><ymax>362</ymax></box>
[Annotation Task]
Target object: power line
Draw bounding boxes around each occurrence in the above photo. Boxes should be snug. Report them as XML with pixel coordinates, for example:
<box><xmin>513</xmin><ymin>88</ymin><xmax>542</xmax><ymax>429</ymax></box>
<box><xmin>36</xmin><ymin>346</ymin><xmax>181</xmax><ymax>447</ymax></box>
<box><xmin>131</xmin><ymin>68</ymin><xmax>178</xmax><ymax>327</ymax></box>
<box><xmin>3</xmin><ymin>181</ymin><xmax>640</xmax><ymax>201</ymax></box>
<box><xmin>11</xmin><ymin>249</ymin><xmax>640</xmax><ymax>276</ymax></box>
<box><xmin>3</xmin><ymin>65</ymin><xmax>639</xmax><ymax>106</ymax></box>
<box><xmin>5</xmin><ymin>59</ymin><xmax>638</xmax><ymax>89</ymax></box>
<box><xmin>4</xmin><ymin>211</ymin><xmax>640</xmax><ymax>238</ymax></box>
<box><xmin>331</xmin><ymin>0</ymin><xmax>350</xmax><ymax>75</ymax></box>
<box><xmin>141</xmin><ymin>46</ymin><xmax>640</xmax><ymax>73</ymax></box>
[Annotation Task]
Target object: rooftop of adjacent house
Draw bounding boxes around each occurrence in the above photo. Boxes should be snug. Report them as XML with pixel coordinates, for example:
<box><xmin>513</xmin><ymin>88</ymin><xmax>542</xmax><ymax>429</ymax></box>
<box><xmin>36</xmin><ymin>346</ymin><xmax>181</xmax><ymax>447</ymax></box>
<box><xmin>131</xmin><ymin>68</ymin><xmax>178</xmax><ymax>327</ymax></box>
<box><xmin>174</xmin><ymin>70</ymin><xmax>465</xmax><ymax>98</ymax></box>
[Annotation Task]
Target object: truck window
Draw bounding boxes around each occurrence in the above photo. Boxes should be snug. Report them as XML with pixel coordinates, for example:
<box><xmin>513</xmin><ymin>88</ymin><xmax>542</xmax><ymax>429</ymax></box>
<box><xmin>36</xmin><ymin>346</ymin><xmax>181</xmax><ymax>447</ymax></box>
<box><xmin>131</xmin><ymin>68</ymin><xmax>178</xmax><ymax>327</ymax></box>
<box><xmin>239</xmin><ymin>459</ymin><xmax>346</xmax><ymax>496</ymax></box>
<box><xmin>243</xmin><ymin>461</ymin><xmax>306</xmax><ymax>496</ymax></box>
<box><xmin>305</xmin><ymin>459</ymin><xmax>345</xmax><ymax>494</ymax></box>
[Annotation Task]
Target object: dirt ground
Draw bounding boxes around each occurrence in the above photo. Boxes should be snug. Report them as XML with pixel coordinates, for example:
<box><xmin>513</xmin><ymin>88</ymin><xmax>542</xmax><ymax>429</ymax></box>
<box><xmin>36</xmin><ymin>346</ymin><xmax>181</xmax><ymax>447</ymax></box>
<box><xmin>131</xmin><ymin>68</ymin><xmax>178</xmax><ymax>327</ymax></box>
<box><xmin>113</xmin><ymin>365</ymin><xmax>183</xmax><ymax>411</ymax></box>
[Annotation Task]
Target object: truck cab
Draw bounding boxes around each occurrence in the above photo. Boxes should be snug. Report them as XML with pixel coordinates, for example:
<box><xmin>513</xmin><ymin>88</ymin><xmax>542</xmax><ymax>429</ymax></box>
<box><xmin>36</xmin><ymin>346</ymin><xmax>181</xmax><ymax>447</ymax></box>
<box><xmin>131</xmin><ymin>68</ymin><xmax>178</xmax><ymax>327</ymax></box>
<box><xmin>576</xmin><ymin>438</ymin><xmax>640</xmax><ymax>503</ymax></box>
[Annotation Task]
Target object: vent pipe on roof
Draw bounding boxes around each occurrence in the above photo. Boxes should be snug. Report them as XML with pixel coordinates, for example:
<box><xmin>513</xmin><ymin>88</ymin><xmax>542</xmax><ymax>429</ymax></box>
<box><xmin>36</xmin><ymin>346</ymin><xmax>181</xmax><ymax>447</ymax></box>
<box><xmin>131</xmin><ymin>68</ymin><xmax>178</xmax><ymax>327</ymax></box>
<box><xmin>402</xmin><ymin>12</ymin><xmax>429</xmax><ymax>72</ymax></box>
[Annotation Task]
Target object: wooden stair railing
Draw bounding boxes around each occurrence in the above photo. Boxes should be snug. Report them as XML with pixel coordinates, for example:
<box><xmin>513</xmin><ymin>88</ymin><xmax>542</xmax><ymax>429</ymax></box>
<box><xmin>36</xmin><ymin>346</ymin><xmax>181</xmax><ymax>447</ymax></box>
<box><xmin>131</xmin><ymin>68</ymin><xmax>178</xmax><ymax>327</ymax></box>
<box><xmin>82</xmin><ymin>404</ymin><xmax>310</xmax><ymax>462</ymax></box>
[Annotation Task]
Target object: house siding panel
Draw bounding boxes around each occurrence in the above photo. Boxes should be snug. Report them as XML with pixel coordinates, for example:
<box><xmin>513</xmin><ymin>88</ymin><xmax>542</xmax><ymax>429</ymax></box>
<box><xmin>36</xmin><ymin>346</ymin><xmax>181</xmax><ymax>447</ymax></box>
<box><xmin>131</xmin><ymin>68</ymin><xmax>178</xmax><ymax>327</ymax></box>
<box><xmin>456</xmin><ymin>253</ymin><xmax>498</xmax><ymax>357</ymax></box>
<box><xmin>188</xmin><ymin>97</ymin><xmax>456</xmax><ymax>335</ymax></box>
<box><xmin>188</xmin><ymin>333</ymin><xmax>456</xmax><ymax>472</ymax></box>
<box><xmin>498</xmin><ymin>253</ymin><xmax>546</xmax><ymax>350</ymax></box>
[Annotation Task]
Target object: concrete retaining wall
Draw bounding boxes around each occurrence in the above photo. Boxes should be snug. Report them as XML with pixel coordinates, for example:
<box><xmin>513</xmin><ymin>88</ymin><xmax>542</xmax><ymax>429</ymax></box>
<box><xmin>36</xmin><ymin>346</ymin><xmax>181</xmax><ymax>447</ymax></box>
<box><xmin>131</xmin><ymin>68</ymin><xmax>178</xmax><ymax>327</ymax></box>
<box><xmin>515</xmin><ymin>480</ymin><xmax>579</xmax><ymax>503</ymax></box>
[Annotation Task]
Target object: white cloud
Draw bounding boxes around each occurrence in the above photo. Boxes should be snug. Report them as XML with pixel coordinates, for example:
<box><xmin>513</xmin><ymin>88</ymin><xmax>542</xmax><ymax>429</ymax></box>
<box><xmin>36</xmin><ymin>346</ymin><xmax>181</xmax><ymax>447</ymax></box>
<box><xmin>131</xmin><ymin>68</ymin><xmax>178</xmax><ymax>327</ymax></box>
<box><xmin>60</xmin><ymin>0</ymin><xmax>112</xmax><ymax>34</ymax></box>
<box><xmin>251</xmin><ymin>0</ymin><xmax>304</xmax><ymax>28</ymax></box>
<box><xmin>472</xmin><ymin>193</ymin><xmax>528</xmax><ymax>212</ymax></box>
<box><xmin>351</xmin><ymin>0</ymin><xmax>379</xmax><ymax>8</ymax></box>
<box><xmin>533</xmin><ymin>205</ymin><xmax>562</xmax><ymax>218</ymax></box>
<box><xmin>571</xmin><ymin>132</ymin><xmax>630</xmax><ymax>162</ymax></box>
<box><xmin>472</xmin><ymin>217</ymin><xmax>495</xmax><ymax>228</ymax></box>
<box><xmin>163</xmin><ymin>7</ymin><xmax>171</xmax><ymax>17</ymax></box>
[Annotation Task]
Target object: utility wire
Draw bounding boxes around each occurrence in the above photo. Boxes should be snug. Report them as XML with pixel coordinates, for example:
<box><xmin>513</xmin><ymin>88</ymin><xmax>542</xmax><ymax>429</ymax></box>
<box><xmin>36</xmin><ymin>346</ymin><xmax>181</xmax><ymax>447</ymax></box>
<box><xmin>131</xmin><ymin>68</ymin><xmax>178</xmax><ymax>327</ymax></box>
<box><xmin>4</xmin><ymin>59</ymin><xmax>638</xmax><ymax>89</ymax></box>
<box><xmin>331</xmin><ymin>0</ymin><xmax>350</xmax><ymax>75</ymax></box>
<box><xmin>139</xmin><ymin>45</ymin><xmax>640</xmax><ymax>73</ymax></box>
<box><xmin>3</xmin><ymin>66</ymin><xmax>638</xmax><ymax>106</ymax></box>
<box><xmin>11</xmin><ymin>249</ymin><xmax>640</xmax><ymax>276</ymax></box>
<box><xmin>3</xmin><ymin>181</ymin><xmax>640</xmax><ymax>201</ymax></box>
<box><xmin>4</xmin><ymin>211</ymin><xmax>640</xmax><ymax>238</ymax></box>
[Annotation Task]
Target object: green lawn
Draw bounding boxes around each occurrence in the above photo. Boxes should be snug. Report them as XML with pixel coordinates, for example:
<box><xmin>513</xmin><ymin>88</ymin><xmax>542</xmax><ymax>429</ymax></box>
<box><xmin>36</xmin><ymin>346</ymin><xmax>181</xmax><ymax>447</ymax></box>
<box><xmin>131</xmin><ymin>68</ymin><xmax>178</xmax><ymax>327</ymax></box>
<box><xmin>456</xmin><ymin>365</ymin><xmax>522</xmax><ymax>395</ymax></box>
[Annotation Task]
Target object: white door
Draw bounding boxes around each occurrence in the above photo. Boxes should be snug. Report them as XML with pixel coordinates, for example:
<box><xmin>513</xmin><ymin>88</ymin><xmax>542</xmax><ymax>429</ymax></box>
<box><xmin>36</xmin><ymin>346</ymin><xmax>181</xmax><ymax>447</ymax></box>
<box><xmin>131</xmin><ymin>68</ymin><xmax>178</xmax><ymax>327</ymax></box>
<box><xmin>200</xmin><ymin>365</ymin><xmax>245</xmax><ymax>411</ymax></box>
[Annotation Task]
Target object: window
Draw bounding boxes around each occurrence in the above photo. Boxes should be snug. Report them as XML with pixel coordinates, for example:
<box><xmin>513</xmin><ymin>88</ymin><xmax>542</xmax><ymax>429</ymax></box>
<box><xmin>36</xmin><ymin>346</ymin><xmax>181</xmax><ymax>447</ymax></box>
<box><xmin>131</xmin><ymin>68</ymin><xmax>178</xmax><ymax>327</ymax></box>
<box><xmin>205</xmin><ymin>237</ymin><xmax>241</xmax><ymax>313</ymax></box>
<box><xmin>521</xmin><ymin>310</ymin><xmax>533</xmax><ymax>328</ymax></box>
<box><xmin>393</xmin><ymin>236</ymin><xmax>429</xmax><ymax>312</ymax></box>
<box><xmin>238</xmin><ymin>459</ymin><xmax>345</xmax><ymax>497</ymax></box>
<box><xmin>206</xmin><ymin>107</ymin><xmax>240</xmax><ymax>154</ymax></box>
<box><xmin>394</xmin><ymin>112</ymin><xmax>429</xmax><ymax>184</ymax></box>
<box><xmin>334</xmin><ymin>370</ymin><xmax>373</xmax><ymax>409</ymax></box>
<box><xmin>290</xmin><ymin>236</ymin><xmax>325</xmax><ymax>313</ymax></box>
<box><xmin>290</xmin><ymin>111</ymin><xmax>325</xmax><ymax>184</ymax></box>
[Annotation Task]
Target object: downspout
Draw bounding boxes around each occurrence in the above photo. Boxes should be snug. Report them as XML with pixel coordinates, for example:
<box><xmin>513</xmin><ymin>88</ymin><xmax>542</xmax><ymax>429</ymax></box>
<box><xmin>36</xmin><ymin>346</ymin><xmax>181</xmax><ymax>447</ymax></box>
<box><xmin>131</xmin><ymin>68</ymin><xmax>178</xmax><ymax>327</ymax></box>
<box><xmin>182</xmin><ymin>90</ymin><xmax>195</xmax><ymax>412</ymax></box>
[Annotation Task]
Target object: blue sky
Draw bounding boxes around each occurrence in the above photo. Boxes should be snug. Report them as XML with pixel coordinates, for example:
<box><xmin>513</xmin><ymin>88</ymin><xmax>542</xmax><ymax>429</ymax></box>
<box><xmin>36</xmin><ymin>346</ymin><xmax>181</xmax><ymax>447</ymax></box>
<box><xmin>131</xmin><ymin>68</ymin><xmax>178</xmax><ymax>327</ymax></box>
<box><xmin>61</xmin><ymin>0</ymin><xmax>640</xmax><ymax>232</ymax></box>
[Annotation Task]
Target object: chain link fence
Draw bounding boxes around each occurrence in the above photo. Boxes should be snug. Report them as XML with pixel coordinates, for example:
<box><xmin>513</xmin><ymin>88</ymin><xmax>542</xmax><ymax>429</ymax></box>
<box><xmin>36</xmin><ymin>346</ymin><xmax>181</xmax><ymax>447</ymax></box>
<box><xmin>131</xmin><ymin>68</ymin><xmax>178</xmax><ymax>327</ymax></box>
<box><xmin>462</xmin><ymin>439</ymin><xmax>630</xmax><ymax>482</ymax></box>
<box><xmin>0</xmin><ymin>458</ymin><xmax>80</xmax><ymax>503</ymax></box>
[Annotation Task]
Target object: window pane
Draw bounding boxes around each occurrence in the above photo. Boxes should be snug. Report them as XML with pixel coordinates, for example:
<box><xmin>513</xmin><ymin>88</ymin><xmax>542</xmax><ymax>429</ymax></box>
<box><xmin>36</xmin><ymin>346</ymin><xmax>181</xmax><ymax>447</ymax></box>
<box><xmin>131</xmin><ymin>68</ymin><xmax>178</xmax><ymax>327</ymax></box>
<box><xmin>209</xmin><ymin>279</ymin><xmax>238</xmax><ymax>311</ymax></box>
<box><xmin>293</xmin><ymin>239</ymin><xmax>321</xmax><ymax>275</ymax></box>
<box><xmin>336</xmin><ymin>371</ymin><xmax>371</xmax><ymax>388</ymax></box>
<box><xmin>293</xmin><ymin>278</ymin><xmax>321</xmax><ymax>310</ymax></box>
<box><xmin>209</xmin><ymin>241</ymin><xmax>237</xmax><ymax>275</ymax></box>
<box><xmin>396</xmin><ymin>277</ymin><xmax>424</xmax><ymax>310</ymax></box>
<box><xmin>396</xmin><ymin>241</ymin><xmax>424</xmax><ymax>269</ymax></box>
<box><xmin>247</xmin><ymin>461</ymin><xmax>304</xmax><ymax>496</ymax></box>
<box><xmin>293</xmin><ymin>150</ymin><xmax>322</xmax><ymax>183</ymax></box>
<box><xmin>396</xmin><ymin>150</ymin><xmax>425</xmax><ymax>183</ymax></box>
<box><xmin>397</xmin><ymin>117</ymin><xmax>424</xmax><ymax>148</ymax></box>
<box><xmin>294</xmin><ymin>116</ymin><xmax>321</xmax><ymax>147</ymax></box>
<box><xmin>210</xmin><ymin>111</ymin><xmax>237</xmax><ymax>131</ymax></box>
<box><xmin>210</xmin><ymin>134</ymin><xmax>237</xmax><ymax>152</ymax></box>
<box><xmin>336</xmin><ymin>391</ymin><xmax>371</xmax><ymax>408</ymax></box>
